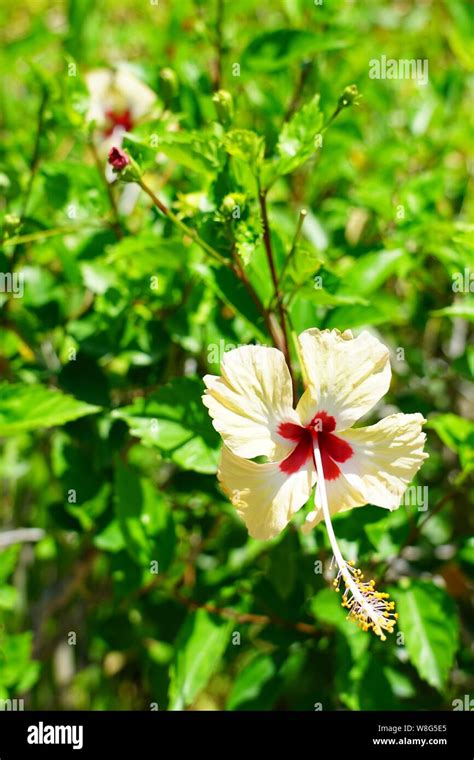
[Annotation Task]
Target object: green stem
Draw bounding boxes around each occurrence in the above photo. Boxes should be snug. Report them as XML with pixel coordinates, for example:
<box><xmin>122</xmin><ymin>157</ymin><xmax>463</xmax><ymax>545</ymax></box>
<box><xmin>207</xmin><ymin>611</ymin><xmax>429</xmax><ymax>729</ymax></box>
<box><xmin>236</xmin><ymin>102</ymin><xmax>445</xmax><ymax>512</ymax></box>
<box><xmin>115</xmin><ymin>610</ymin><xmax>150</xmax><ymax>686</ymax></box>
<box><xmin>137</xmin><ymin>177</ymin><xmax>228</xmax><ymax>267</ymax></box>
<box><xmin>280</xmin><ymin>208</ymin><xmax>307</xmax><ymax>284</ymax></box>
<box><xmin>1</xmin><ymin>224</ymin><xmax>106</xmax><ymax>247</ymax></box>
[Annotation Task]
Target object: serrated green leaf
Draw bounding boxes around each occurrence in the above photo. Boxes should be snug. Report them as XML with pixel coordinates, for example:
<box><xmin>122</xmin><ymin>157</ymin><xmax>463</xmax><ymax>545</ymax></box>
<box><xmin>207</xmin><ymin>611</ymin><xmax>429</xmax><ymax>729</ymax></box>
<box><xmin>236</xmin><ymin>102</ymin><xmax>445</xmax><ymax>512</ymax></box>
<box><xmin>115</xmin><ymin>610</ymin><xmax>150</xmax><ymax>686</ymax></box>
<box><xmin>223</xmin><ymin>129</ymin><xmax>265</xmax><ymax>165</ymax></box>
<box><xmin>272</xmin><ymin>95</ymin><xmax>323</xmax><ymax>177</ymax></box>
<box><xmin>153</xmin><ymin>132</ymin><xmax>224</xmax><ymax>177</ymax></box>
<box><xmin>0</xmin><ymin>383</ymin><xmax>101</xmax><ymax>436</ymax></box>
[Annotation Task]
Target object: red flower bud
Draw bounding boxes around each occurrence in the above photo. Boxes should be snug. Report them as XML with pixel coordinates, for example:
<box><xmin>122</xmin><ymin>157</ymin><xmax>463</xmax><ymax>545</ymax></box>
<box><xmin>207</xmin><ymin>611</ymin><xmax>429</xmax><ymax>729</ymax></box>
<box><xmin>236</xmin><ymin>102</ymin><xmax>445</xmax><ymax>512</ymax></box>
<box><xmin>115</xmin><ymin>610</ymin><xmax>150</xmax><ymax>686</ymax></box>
<box><xmin>108</xmin><ymin>147</ymin><xmax>129</xmax><ymax>171</ymax></box>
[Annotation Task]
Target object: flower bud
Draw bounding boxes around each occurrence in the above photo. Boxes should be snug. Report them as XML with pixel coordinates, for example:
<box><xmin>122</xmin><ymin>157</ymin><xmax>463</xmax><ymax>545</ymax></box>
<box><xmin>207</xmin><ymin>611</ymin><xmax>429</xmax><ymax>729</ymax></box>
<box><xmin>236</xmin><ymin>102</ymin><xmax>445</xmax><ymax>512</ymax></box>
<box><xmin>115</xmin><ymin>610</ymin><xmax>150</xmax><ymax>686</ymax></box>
<box><xmin>107</xmin><ymin>147</ymin><xmax>141</xmax><ymax>182</ymax></box>
<box><xmin>338</xmin><ymin>84</ymin><xmax>361</xmax><ymax>109</ymax></box>
<box><xmin>159</xmin><ymin>68</ymin><xmax>179</xmax><ymax>105</ymax></box>
<box><xmin>212</xmin><ymin>89</ymin><xmax>234</xmax><ymax>127</ymax></box>
<box><xmin>3</xmin><ymin>213</ymin><xmax>21</xmax><ymax>237</ymax></box>
<box><xmin>108</xmin><ymin>147</ymin><xmax>129</xmax><ymax>171</ymax></box>
<box><xmin>221</xmin><ymin>193</ymin><xmax>246</xmax><ymax>218</ymax></box>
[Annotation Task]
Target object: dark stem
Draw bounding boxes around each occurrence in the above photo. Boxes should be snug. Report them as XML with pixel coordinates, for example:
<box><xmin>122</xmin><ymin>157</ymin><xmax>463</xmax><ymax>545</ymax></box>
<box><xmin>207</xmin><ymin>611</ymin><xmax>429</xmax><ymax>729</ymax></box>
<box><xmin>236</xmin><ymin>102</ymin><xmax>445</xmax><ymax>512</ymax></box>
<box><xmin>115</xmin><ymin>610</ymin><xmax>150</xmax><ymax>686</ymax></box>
<box><xmin>138</xmin><ymin>176</ymin><xmax>291</xmax><ymax>360</ymax></box>
<box><xmin>230</xmin><ymin>246</ymin><xmax>283</xmax><ymax>349</ymax></box>
<box><xmin>322</xmin><ymin>103</ymin><xmax>344</xmax><ymax>133</ymax></box>
<box><xmin>138</xmin><ymin>177</ymin><xmax>227</xmax><ymax>265</ymax></box>
<box><xmin>173</xmin><ymin>591</ymin><xmax>320</xmax><ymax>637</ymax></box>
<box><xmin>284</xmin><ymin>59</ymin><xmax>314</xmax><ymax>122</ymax></box>
<box><xmin>258</xmin><ymin>187</ymin><xmax>297</xmax><ymax>399</ymax></box>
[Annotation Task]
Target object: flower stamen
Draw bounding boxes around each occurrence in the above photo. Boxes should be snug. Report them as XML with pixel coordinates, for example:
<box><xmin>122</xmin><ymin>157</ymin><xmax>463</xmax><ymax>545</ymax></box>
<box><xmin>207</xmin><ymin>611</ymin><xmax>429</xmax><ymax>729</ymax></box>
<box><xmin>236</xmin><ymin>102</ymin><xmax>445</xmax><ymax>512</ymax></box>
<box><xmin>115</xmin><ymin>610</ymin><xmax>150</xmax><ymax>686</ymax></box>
<box><xmin>313</xmin><ymin>439</ymin><xmax>397</xmax><ymax>641</ymax></box>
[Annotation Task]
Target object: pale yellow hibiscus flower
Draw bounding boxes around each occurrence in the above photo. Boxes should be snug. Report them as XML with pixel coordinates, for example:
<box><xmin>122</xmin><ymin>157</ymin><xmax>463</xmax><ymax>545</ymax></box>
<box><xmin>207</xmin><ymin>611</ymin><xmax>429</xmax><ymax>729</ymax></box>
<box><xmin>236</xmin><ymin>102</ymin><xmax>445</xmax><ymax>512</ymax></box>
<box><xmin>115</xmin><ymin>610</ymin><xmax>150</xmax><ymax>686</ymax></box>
<box><xmin>202</xmin><ymin>328</ymin><xmax>428</xmax><ymax>640</ymax></box>
<box><xmin>86</xmin><ymin>65</ymin><xmax>157</xmax><ymax>143</ymax></box>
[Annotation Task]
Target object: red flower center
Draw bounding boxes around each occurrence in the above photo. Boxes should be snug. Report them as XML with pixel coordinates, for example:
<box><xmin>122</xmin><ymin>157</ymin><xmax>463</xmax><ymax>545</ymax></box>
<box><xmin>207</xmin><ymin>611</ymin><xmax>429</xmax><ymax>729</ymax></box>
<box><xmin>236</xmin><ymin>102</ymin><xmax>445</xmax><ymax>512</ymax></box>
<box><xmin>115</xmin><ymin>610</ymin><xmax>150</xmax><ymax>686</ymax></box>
<box><xmin>105</xmin><ymin>109</ymin><xmax>134</xmax><ymax>136</ymax></box>
<box><xmin>278</xmin><ymin>411</ymin><xmax>353</xmax><ymax>480</ymax></box>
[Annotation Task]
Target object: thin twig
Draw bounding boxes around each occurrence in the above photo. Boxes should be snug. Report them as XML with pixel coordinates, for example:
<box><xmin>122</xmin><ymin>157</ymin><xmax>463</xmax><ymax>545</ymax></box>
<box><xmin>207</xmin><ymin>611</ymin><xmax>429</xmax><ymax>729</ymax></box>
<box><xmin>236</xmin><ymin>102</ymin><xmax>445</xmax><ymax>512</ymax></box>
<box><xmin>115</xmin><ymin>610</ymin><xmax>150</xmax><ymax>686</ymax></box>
<box><xmin>230</xmin><ymin>245</ymin><xmax>283</xmax><ymax>349</ymax></box>
<box><xmin>173</xmin><ymin>591</ymin><xmax>321</xmax><ymax>637</ymax></box>
<box><xmin>284</xmin><ymin>60</ymin><xmax>314</xmax><ymax>122</ymax></box>
<box><xmin>138</xmin><ymin>177</ymin><xmax>229</xmax><ymax>266</ymax></box>
<box><xmin>138</xmin><ymin>178</ymin><xmax>293</xmax><ymax>366</ymax></box>
<box><xmin>0</xmin><ymin>528</ymin><xmax>45</xmax><ymax>548</ymax></box>
<box><xmin>1</xmin><ymin>223</ymin><xmax>108</xmax><ymax>247</ymax></box>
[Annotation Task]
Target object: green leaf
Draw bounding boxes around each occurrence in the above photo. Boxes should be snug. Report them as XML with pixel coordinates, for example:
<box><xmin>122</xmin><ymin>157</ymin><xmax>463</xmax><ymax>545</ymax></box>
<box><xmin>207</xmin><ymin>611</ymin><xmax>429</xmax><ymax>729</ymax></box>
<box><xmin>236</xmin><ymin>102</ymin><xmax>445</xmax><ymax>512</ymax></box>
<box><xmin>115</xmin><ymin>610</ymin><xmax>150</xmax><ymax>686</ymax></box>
<box><xmin>223</xmin><ymin>129</ymin><xmax>265</xmax><ymax>165</ymax></box>
<box><xmin>339</xmin><ymin>249</ymin><xmax>407</xmax><ymax>296</ymax></box>
<box><xmin>0</xmin><ymin>585</ymin><xmax>18</xmax><ymax>610</ymax></box>
<box><xmin>211</xmin><ymin>266</ymin><xmax>267</xmax><ymax>336</ymax></box>
<box><xmin>355</xmin><ymin>660</ymin><xmax>401</xmax><ymax>710</ymax></box>
<box><xmin>0</xmin><ymin>546</ymin><xmax>20</xmax><ymax>584</ymax></box>
<box><xmin>112</xmin><ymin>377</ymin><xmax>220</xmax><ymax>474</ymax></box>
<box><xmin>114</xmin><ymin>461</ymin><xmax>175</xmax><ymax>568</ymax></box>
<box><xmin>430</xmin><ymin>298</ymin><xmax>474</xmax><ymax>322</ymax></box>
<box><xmin>268</xmin><ymin>531</ymin><xmax>298</xmax><ymax>600</ymax></box>
<box><xmin>364</xmin><ymin>509</ymin><xmax>409</xmax><ymax>558</ymax></box>
<box><xmin>152</xmin><ymin>132</ymin><xmax>224</xmax><ymax>177</ymax></box>
<box><xmin>0</xmin><ymin>383</ymin><xmax>101</xmax><ymax>436</ymax></box>
<box><xmin>427</xmin><ymin>414</ymin><xmax>474</xmax><ymax>472</ymax></box>
<box><xmin>294</xmin><ymin>283</ymin><xmax>369</xmax><ymax>308</ymax></box>
<box><xmin>242</xmin><ymin>29</ymin><xmax>350</xmax><ymax>72</ymax></box>
<box><xmin>66</xmin><ymin>0</ymin><xmax>97</xmax><ymax>59</ymax></box>
<box><xmin>459</xmin><ymin>537</ymin><xmax>474</xmax><ymax>565</ymax></box>
<box><xmin>392</xmin><ymin>580</ymin><xmax>460</xmax><ymax>691</ymax></box>
<box><xmin>272</xmin><ymin>95</ymin><xmax>323</xmax><ymax>177</ymax></box>
<box><xmin>0</xmin><ymin>632</ymin><xmax>39</xmax><ymax>690</ymax></box>
<box><xmin>227</xmin><ymin>654</ymin><xmax>277</xmax><ymax>710</ymax></box>
<box><xmin>168</xmin><ymin>610</ymin><xmax>231</xmax><ymax>710</ymax></box>
<box><xmin>310</xmin><ymin>588</ymin><xmax>369</xmax><ymax>659</ymax></box>
<box><xmin>93</xmin><ymin>520</ymin><xmax>126</xmax><ymax>553</ymax></box>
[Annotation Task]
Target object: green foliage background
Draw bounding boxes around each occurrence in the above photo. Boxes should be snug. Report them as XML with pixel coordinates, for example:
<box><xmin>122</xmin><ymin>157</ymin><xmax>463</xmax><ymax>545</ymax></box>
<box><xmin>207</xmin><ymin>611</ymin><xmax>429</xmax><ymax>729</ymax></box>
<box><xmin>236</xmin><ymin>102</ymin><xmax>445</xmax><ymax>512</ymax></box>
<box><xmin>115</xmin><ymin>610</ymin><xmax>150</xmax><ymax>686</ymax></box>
<box><xmin>0</xmin><ymin>0</ymin><xmax>473</xmax><ymax>711</ymax></box>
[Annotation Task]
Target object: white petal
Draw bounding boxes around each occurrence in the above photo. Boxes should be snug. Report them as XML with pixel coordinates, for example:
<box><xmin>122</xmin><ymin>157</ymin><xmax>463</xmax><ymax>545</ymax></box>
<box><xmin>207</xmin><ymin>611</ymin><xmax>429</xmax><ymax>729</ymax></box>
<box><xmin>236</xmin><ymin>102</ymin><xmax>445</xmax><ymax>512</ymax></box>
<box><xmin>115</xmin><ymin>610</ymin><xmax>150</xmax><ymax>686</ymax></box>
<box><xmin>219</xmin><ymin>446</ymin><xmax>315</xmax><ymax>540</ymax></box>
<box><xmin>302</xmin><ymin>477</ymin><xmax>367</xmax><ymax>533</ymax></box>
<box><xmin>85</xmin><ymin>69</ymin><xmax>113</xmax><ymax>125</ymax></box>
<box><xmin>115</xmin><ymin>68</ymin><xmax>156</xmax><ymax>120</ymax></box>
<box><xmin>297</xmin><ymin>328</ymin><xmax>391</xmax><ymax>430</ymax></box>
<box><xmin>203</xmin><ymin>345</ymin><xmax>299</xmax><ymax>460</ymax></box>
<box><xmin>302</xmin><ymin>413</ymin><xmax>428</xmax><ymax>532</ymax></box>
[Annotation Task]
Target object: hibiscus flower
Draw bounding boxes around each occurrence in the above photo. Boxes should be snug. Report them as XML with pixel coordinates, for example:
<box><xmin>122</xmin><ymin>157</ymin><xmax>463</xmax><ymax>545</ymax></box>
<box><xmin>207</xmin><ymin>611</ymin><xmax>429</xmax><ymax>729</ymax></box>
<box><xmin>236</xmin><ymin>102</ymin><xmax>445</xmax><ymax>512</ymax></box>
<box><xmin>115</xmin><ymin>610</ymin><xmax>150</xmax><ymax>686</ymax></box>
<box><xmin>202</xmin><ymin>328</ymin><xmax>428</xmax><ymax>639</ymax></box>
<box><xmin>86</xmin><ymin>66</ymin><xmax>156</xmax><ymax>143</ymax></box>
